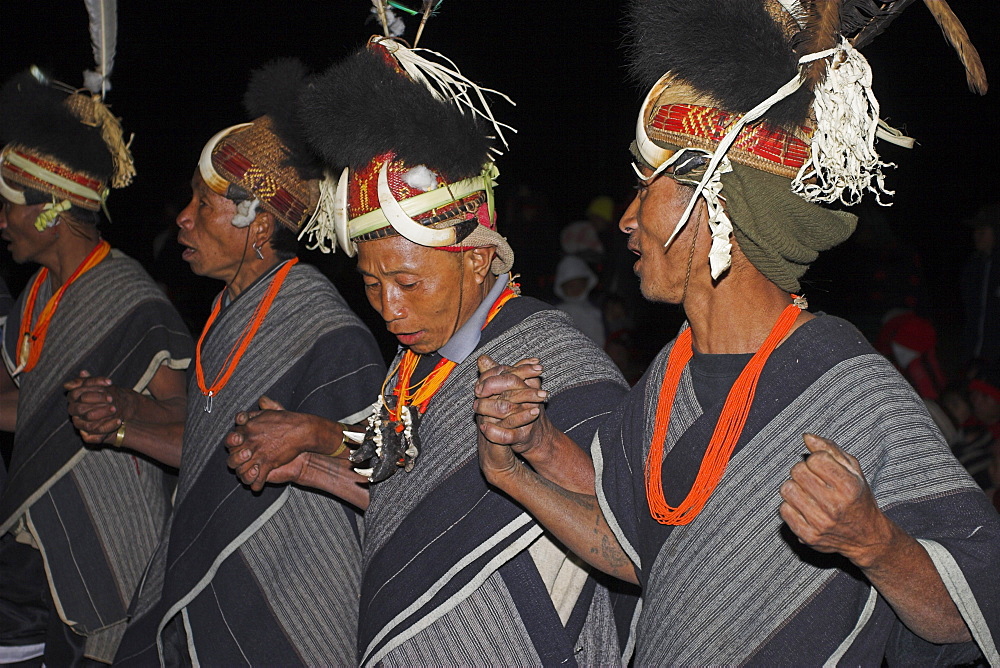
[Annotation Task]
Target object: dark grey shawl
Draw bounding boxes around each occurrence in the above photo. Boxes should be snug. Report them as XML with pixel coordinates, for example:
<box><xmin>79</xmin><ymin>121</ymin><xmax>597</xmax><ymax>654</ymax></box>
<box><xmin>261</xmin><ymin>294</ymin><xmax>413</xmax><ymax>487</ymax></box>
<box><xmin>596</xmin><ymin>315</ymin><xmax>1000</xmax><ymax>666</ymax></box>
<box><xmin>115</xmin><ymin>262</ymin><xmax>385</xmax><ymax>667</ymax></box>
<box><xmin>0</xmin><ymin>251</ymin><xmax>193</xmax><ymax>661</ymax></box>
<box><xmin>360</xmin><ymin>297</ymin><xmax>636</xmax><ymax>667</ymax></box>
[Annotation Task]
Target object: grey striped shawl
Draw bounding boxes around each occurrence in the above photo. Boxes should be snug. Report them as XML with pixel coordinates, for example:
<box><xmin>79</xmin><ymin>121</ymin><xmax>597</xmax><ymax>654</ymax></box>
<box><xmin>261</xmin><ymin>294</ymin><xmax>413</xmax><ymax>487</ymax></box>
<box><xmin>119</xmin><ymin>262</ymin><xmax>383</xmax><ymax>667</ymax></box>
<box><xmin>0</xmin><ymin>250</ymin><xmax>192</xmax><ymax>662</ymax></box>
<box><xmin>361</xmin><ymin>299</ymin><xmax>631</xmax><ymax>666</ymax></box>
<box><xmin>365</xmin><ymin>307</ymin><xmax>624</xmax><ymax>558</ymax></box>
<box><xmin>595</xmin><ymin>315</ymin><xmax>1000</xmax><ymax>666</ymax></box>
<box><xmin>175</xmin><ymin>264</ymin><xmax>368</xmax><ymax>504</ymax></box>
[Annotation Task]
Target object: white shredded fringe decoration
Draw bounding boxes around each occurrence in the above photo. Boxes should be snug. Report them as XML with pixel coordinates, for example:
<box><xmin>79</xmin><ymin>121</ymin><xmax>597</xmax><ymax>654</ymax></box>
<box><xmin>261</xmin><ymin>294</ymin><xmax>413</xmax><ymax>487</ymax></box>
<box><xmin>298</xmin><ymin>172</ymin><xmax>339</xmax><ymax>253</ymax></box>
<box><xmin>702</xmin><ymin>160</ymin><xmax>735</xmax><ymax>279</ymax></box>
<box><xmin>640</xmin><ymin>37</ymin><xmax>915</xmax><ymax>275</ymax></box>
<box><xmin>382</xmin><ymin>39</ymin><xmax>516</xmax><ymax>153</ymax></box>
<box><xmin>792</xmin><ymin>37</ymin><xmax>896</xmax><ymax>206</ymax></box>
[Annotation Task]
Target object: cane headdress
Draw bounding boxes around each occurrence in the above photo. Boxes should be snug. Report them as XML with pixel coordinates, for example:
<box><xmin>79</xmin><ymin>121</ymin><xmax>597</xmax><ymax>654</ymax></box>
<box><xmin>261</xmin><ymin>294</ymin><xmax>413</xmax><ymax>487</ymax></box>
<box><xmin>196</xmin><ymin>59</ymin><xmax>333</xmax><ymax>234</ymax></box>
<box><xmin>0</xmin><ymin>0</ymin><xmax>135</xmax><ymax>231</ymax></box>
<box><xmin>300</xmin><ymin>13</ymin><xmax>515</xmax><ymax>274</ymax></box>
<box><xmin>628</xmin><ymin>0</ymin><xmax>986</xmax><ymax>291</ymax></box>
<box><xmin>0</xmin><ymin>68</ymin><xmax>134</xmax><ymax>231</ymax></box>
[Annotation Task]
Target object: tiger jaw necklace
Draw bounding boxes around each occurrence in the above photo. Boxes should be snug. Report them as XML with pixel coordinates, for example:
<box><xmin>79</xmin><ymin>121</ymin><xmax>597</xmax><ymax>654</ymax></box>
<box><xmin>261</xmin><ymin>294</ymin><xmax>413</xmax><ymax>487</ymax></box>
<box><xmin>351</xmin><ymin>280</ymin><xmax>519</xmax><ymax>483</ymax></box>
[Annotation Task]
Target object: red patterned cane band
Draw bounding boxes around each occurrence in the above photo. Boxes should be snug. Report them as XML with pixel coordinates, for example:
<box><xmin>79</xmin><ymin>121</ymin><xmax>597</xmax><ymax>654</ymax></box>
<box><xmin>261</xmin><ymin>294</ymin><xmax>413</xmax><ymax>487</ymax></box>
<box><xmin>212</xmin><ymin>143</ymin><xmax>308</xmax><ymax>226</ymax></box>
<box><xmin>348</xmin><ymin>152</ymin><xmax>495</xmax><ymax>233</ymax></box>
<box><xmin>1</xmin><ymin>147</ymin><xmax>107</xmax><ymax>211</ymax></box>
<box><xmin>647</xmin><ymin>103</ymin><xmax>813</xmax><ymax>179</ymax></box>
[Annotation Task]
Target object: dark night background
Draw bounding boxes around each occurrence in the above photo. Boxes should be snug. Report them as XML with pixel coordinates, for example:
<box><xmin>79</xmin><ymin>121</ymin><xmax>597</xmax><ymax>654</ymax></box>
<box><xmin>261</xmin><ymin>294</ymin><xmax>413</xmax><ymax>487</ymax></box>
<box><xmin>2</xmin><ymin>0</ymin><xmax>998</xmax><ymax>372</ymax></box>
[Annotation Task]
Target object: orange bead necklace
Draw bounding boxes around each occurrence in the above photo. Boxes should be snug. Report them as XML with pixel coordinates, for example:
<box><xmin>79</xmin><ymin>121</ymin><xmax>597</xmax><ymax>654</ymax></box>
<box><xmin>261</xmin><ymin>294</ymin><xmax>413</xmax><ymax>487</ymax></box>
<box><xmin>645</xmin><ymin>301</ymin><xmax>803</xmax><ymax>525</ymax></box>
<box><xmin>195</xmin><ymin>258</ymin><xmax>298</xmax><ymax>412</ymax></box>
<box><xmin>14</xmin><ymin>240</ymin><xmax>111</xmax><ymax>375</ymax></box>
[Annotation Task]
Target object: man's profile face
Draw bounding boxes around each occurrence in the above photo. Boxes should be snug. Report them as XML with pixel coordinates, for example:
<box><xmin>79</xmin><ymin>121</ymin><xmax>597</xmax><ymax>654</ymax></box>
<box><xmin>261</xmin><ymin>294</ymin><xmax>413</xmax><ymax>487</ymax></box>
<box><xmin>0</xmin><ymin>193</ymin><xmax>55</xmax><ymax>265</ymax></box>
<box><xmin>619</xmin><ymin>170</ymin><xmax>703</xmax><ymax>304</ymax></box>
<box><xmin>357</xmin><ymin>235</ymin><xmax>482</xmax><ymax>354</ymax></box>
<box><xmin>175</xmin><ymin>172</ymin><xmax>251</xmax><ymax>283</ymax></box>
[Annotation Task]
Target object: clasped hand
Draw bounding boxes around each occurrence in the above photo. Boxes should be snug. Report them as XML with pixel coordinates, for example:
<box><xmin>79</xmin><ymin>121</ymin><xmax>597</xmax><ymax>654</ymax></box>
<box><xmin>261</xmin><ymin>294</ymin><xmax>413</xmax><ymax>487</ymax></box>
<box><xmin>64</xmin><ymin>370</ymin><xmax>137</xmax><ymax>444</ymax></box>
<box><xmin>225</xmin><ymin>396</ymin><xmax>361</xmax><ymax>492</ymax></box>
<box><xmin>473</xmin><ymin>355</ymin><xmax>550</xmax><ymax>481</ymax></box>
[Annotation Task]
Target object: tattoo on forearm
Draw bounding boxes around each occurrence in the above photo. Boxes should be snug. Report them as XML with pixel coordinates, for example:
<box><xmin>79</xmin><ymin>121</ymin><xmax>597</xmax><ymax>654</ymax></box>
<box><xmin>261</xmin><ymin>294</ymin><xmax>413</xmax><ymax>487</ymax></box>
<box><xmin>536</xmin><ymin>469</ymin><xmax>631</xmax><ymax>571</ymax></box>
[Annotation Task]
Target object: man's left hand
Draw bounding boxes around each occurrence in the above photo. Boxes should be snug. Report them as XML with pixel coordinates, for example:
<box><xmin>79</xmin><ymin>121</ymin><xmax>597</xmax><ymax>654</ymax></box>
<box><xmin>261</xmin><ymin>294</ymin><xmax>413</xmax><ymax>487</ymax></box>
<box><xmin>64</xmin><ymin>370</ymin><xmax>139</xmax><ymax>444</ymax></box>
<box><xmin>779</xmin><ymin>433</ymin><xmax>894</xmax><ymax>568</ymax></box>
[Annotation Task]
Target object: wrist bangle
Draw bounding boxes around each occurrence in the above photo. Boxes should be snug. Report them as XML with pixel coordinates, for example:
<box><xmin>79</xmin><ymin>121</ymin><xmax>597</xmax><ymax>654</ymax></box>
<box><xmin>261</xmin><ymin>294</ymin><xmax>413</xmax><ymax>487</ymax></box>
<box><xmin>330</xmin><ymin>438</ymin><xmax>347</xmax><ymax>458</ymax></box>
<box><xmin>114</xmin><ymin>421</ymin><xmax>127</xmax><ymax>447</ymax></box>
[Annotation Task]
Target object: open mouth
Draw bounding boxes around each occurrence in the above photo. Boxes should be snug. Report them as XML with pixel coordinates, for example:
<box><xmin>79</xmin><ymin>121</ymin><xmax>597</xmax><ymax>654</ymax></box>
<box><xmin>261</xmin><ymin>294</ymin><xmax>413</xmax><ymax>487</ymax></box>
<box><xmin>178</xmin><ymin>240</ymin><xmax>196</xmax><ymax>261</ymax></box>
<box><xmin>394</xmin><ymin>331</ymin><xmax>423</xmax><ymax>346</ymax></box>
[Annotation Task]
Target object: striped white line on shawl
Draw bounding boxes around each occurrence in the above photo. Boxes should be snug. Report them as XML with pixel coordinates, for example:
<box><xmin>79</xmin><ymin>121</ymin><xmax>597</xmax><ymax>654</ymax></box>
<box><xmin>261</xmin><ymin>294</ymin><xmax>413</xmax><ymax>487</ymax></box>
<box><xmin>823</xmin><ymin>586</ymin><xmax>878</xmax><ymax>667</ymax></box>
<box><xmin>592</xmin><ymin>431</ymin><xmax>641</xmax><ymax>571</ymax></box>
<box><xmin>238</xmin><ymin>486</ymin><xmax>362</xmax><ymax>663</ymax></box>
<box><xmin>363</xmin><ymin>519</ymin><xmax>543</xmax><ymax>666</ymax></box>
<box><xmin>154</xmin><ymin>488</ymin><xmax>292</xmax><ymax>664</ymax></box>
<box><xmin>918</xmin><ymin>538</ymin><xmax>1000</xmax><ymax>665</ymax></box>
<box><xmin>377</xmin><ymin>570</ymin><xmax>544</xmax><ymax>667</ymax></box>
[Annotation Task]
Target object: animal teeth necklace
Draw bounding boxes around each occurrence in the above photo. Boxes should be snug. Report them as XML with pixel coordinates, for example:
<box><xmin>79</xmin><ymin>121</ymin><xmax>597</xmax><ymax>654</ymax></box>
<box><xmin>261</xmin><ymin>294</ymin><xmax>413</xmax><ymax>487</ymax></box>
<box><xmin>194</xmin><ymin>258</ymin><xmax>298</xmax><ymax>413</ymax></box>
<box><xmin>352</xmin><ymin>283</ymin><xmax>518</xmax><ymax>482</ymax></box>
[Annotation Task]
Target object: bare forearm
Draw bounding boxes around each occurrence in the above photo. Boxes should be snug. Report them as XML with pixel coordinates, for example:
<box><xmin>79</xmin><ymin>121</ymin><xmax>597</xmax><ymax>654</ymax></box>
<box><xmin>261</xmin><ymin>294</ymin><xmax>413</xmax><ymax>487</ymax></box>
<box><xmin>116</xmin><ymin>419</ymin><xmax>184</xmax><ymax>469</ymax></box>
<box><xmin>517</xmin><ymin>419</ymin><xmax>596</xmax><ymax>495</ymax></box>
<box><xmin>857</xmin><ymin>522</ymin><xmax>971</xmax><ymax>644</ymax></box>
<box><xmin>294</xmin><ymin>453</ymin><xmax>369</xmax><ymax>510</ymax></box>
<box><xmin>129</xmin><ymin>395</ymin><xmax>186</xmax><ymax>426</ymax></box>
<box><xmin>300</xmin><ymin>415</ymin><xmax>346</xmax><ymax>456</ymax></box>
<box><xmin>490</xmin><ymin>462</ymin><xmax>638</xmax><ymax>584</ymax></box>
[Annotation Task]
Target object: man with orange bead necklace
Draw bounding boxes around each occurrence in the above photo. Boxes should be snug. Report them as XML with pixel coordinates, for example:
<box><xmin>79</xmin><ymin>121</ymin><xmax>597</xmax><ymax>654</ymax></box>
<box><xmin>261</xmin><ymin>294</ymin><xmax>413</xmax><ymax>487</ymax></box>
<box><xmin>0</xmin><ymin>69</ymin><xmax>192</xmax><ymax>665</ymax></box>
<box><xmin>83</xmin><ymin>61</ymin><xmax>385</xmax><ymax>666</ymax></box>
<box><xmin>225</xmin><ymin>37</ymin><xmax>635</xmax><ymax>666</ymax></box>
<box><xmin>473</xmin><ymin>1</ymin><xmax>1000</xmax><ymax>665</ymax></box>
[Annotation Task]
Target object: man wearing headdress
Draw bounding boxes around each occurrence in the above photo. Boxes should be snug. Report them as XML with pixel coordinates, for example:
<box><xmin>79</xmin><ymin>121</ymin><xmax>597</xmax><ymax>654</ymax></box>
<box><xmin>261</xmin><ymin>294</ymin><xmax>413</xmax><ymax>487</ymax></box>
<box><xmin>225</xmin><ymin>39</ymin><xmax>636</xmax><ymax>666</ymax></box>
<box><xmin>95</xmin><ymin>61</ymin><xmax>386</xmax><ymax>667</ymax></box>
<box><xmin>473</xmin><ymin>0</ymin><xmax>1000</xmax><ymax>665</ymax></box>
<box><xmin>0</xmin><ymin>70</ymin><xmax>193</xmax><ymax>665</ymax></box>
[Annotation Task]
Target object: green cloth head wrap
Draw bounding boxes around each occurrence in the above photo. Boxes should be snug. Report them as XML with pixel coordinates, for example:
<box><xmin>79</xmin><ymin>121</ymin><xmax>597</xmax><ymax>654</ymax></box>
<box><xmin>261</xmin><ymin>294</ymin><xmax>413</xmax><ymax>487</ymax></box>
<box><xmin>720</xmin><ymin>162</ymin><xmax>856</xmax><ymax>292</ymax></box>
<box><xmin>645</xmin><ymin>141</ymin><xmax>857</xmax><ymax>293</ymax></box>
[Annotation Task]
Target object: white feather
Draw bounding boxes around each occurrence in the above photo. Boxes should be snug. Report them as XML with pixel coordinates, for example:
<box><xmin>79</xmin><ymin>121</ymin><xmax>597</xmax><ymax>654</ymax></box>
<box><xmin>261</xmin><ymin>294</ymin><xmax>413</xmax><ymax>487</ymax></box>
<box><xmin>83</xmin><ymin>0</ymin><xmax>117</xmax><ymax>97</ymax></box>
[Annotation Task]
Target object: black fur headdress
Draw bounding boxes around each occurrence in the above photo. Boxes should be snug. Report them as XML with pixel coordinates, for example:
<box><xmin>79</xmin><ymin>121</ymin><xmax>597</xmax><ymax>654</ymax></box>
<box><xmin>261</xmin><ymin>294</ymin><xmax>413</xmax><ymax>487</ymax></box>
<box><xmin>243</xmin><ymin>58</ymin><xmax>323</xmax><ymax>182</ymax></box>
<box><xmin>0</xmin><ymin>69</ymin><xmax>113</xmax><ymax>180</ymax></box>
<box><xmin>300</xmin><ymin>44</ymin><xmax>492</xmax><ymax>181</ymax></box>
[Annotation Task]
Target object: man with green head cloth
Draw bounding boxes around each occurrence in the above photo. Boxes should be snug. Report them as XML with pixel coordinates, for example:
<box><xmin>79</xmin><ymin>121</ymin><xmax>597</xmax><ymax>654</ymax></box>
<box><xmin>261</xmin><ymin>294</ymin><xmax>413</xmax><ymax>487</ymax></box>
<box><xmin>473</xmin><ymin>0</ymin><xmax>1000</xmax><ymax>665</ymax></box>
